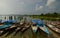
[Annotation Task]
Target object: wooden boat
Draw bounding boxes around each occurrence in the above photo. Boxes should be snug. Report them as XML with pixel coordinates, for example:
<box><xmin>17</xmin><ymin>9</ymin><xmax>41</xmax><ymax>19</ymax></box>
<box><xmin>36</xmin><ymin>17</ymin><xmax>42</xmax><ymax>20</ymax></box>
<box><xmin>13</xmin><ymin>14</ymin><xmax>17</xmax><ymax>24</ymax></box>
<box><xmin>1</xmin><ymin>20</ymin><xmax>6</xmax><ymax>23</ymax></box>
<box><xmin>47</xmin><ymin>24</ymin><xmax>60</xmax><ymax>33</ymax></box>
<box><xmin>38</xmin><ymin>25</ymin><xmax>50</xmax><ymax>34</ymax></box>
<box><xmin>5</xmin><ymin>25</ymin><xmax>17</xmax><ymax>30</ymax></box>
<box><xmin>0</xmin><ymin>21</ymin><xmax>5</xmax><ymax>25</ymax></box>
<box><xmin>31</xmin><ymin>19</ymin><xmax>38</xmax><ymax>33</ymax></box>
<box><xmin>54</xmin><ymin>25</ymin><xmax>60</xmax><ymax>29</ymax></box>
<box><xmin>21</xmin><ymin>23</ymin><xmax>31</xmax><ymax>32</ymax></box>
<box><xmin>20</xmin><ymin>21</ymin><xmax>23</xmax><ymax>24</ymax></box>
<box><xmin>0</xmin><ymin>24</ymin><xmax>13</xmax><ymax>30</ymax></box>
<box><xmin>48</xmin><ymin>21</ymin><xmax>60</xmax><ymax>29</ymax></box>
<box><xmin>0</xmin><ymin>30</ymin><xmax>3</xmax><ymax>34</ymax></box>
<box><xmin>0</xmin><ymin>21</ymin><xmax>14</xmax><ymax>30</ymax></box>
<box><xmin>36</xmin><ymin>19</ymin><xmax>50</xmax><ymax>34</ymax></box>
<box><xmin>20</xmin><ymin>19</ymin><xmax>25</xmax><ymax>25</ymax></box>
<box><xmin>31</xmin><ymin>25</ymin><xmax>38</xmax><ymax>33</ymax></box>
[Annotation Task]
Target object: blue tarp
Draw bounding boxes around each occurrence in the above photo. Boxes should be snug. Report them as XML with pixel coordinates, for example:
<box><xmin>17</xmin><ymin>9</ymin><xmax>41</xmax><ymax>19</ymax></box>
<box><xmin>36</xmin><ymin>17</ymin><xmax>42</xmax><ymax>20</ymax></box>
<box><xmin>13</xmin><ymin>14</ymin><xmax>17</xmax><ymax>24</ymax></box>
<box><xmin>0</xmin><ymin>20</ymin><xmax>2</xmax><ymax>22</ymax></box>
<box><xmin>32</xmin><ymin>19</ymin><xmax>45</xmax><ymax>27</ymax></box>
<box><xmin>0</xmin><ymin>20</ymin><xmax>15</xmax><ymax>29</ymax></box>
<box><xmin>1</xmin><ymin>20</ymin><xmax>6</xmax><ymax>23</ymax></box>
<box><xmin>0</xmin><ymin>24</ymin><xmax>12</xmax><ymax>29</ymax></box>
<box><xmin>36</xmin><ymin>19</ymin><xmax>50</xmax><ymax>34</ymax></box>
<box><xmin>3</xmin><ymin>20</ymin><xmax>17</xmax><ymax>23</ymax></box>
<box><xmin>32</xmin><ymin>19</ymin><xmax>37</xmax><ymax>23</ymax></box>
<box><xmin>44</xmin><ymin>26</ymin><xmax>50</xmax><ymax>34</ymax></box>
<box><xmin>7</xmin><ymin>20</ymin><xmax>17</xmax><ymax>23</ymax></box>
<box><xmin>37</xmin><ymin>19</ymin><xmax>45</xmax><ymax>27</ymax></box>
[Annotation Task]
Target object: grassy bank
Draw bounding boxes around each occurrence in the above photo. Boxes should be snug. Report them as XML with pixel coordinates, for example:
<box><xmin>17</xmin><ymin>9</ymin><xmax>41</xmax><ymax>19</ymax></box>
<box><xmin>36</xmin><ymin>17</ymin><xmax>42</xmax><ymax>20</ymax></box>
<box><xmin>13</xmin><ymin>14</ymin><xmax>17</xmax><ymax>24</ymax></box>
<box><xmin>30</xmin><ymin>15</ymin><xmax>60</xmax><ymax>21</ymax></box>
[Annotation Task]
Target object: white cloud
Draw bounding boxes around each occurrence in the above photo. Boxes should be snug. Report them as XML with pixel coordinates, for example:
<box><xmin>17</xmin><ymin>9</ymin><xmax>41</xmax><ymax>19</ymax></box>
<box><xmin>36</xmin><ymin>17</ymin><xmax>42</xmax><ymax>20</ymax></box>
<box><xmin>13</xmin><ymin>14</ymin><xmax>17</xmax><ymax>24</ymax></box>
<box><xmin>39</xmin><ymin>6</ymin><xmax>43</xmax><ymax>9</ymax></box>
<box><xmin>35</xmin><ymin>4</ymin><xmax>43</xmax><ymax>10</ymax></box>
<box><xmin>46</xmin><ymin>0</ymin><xmax>57</xmax><ymax>11</ymax></box>
<box><xmin>46</xmin><ymin>0</ymin><xmax>56</xmax><ymax>6</ymax></box>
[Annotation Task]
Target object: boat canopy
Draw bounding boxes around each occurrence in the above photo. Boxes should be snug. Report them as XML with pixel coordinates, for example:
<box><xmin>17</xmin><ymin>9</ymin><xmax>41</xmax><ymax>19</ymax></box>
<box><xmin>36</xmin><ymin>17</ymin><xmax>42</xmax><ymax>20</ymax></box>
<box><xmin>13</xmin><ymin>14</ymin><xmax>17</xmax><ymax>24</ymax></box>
<box><xmin>0</xmin><ymin>23</ymin><xmax>13</xmax><ymax>29</ymax></box>
<box><xmin>37</xmin><ymin>19</ymin><xmax>45</xmax><ymax>27</ymax></box>
<box><xmin>7</xmin><ymin>20</ymin><xmax>17</xmax><ymax>23</ymax></box>
<box><xmin>0</xmin><ymin>20</ymin><xmax>2</xmax><ymax>22</ymax></box>
<box><xmin>1</xmin><ymin>20</ymin><xmax>6</xmax><ymax>23</ymax></box>
<box><xmin>3</xmin><ymin>20</ymin><xmax>17</xmax><ymax>23</ymax></box>
<box><xmin>32</xmin><ymin>19</ymin><xmax>37</xmax><ymax>23</ymax></box>
<box><xmin>32</xmin><ymin>19</ymin><xmax>37</xmax><ymax>25</ymax></box>
<box><xmin>1</xmin><ymin>20</ymin><xmax>18</xmax><ymax>23</ymax></box>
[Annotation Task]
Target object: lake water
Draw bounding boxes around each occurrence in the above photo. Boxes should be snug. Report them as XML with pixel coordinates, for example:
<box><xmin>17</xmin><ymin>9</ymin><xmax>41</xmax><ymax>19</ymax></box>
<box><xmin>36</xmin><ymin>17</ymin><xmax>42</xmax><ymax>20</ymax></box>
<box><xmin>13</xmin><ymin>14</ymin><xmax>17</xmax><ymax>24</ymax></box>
<box><xmin>0</xmin><ymin>26</ymin><xmax>60</xmax><ymax>38</ymax></box>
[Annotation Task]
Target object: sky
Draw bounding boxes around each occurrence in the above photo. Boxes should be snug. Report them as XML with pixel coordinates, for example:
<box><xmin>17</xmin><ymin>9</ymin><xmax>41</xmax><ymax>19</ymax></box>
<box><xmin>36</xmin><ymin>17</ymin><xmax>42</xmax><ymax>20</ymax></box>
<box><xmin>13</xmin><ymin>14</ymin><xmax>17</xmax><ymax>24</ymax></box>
<box><xmin>0</xmin><ymin>0</ymin><xmax>60</xmax><ymax>15</ymax></box>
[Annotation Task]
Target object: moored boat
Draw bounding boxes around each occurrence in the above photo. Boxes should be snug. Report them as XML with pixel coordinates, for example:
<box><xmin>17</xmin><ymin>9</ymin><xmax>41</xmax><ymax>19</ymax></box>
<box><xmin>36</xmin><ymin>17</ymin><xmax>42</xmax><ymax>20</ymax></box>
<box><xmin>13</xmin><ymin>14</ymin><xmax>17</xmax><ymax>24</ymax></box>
<box><xmin>31</xmin><ymin>25</ymin><xmax>38</xmax><ymax>33</ymax></box>
<box><xmin>0</xmin><ymin>21</ymin><xmax>14</xmax><ymax>30</ymax></box>
<box><xmin>39</xmin><ymin>25</ymin><xmax>50</xmax><ymax>34</ymax></box>
<box><xmin>31</xmin><ymin>19</ymin><xmax>38</xmax><ymax>33</ymax></box>
<box><xmin>20</xmin><ymin>19</ymin><xmax>25</xmax><ymax>25</ymax></box>
<box><xmin>37</xmin><ymin>19</ymin><xmax>50</xmax><ymax>34</ymax></box>
<box><xmin>21</xmin><ymin>23</ymin><xmax>31</xmax><ymax>32</ymax></box>
<box><xmin>47</xmin><ymin>24</ymin><xmax>60</xmax><ymax>33</ymax></box>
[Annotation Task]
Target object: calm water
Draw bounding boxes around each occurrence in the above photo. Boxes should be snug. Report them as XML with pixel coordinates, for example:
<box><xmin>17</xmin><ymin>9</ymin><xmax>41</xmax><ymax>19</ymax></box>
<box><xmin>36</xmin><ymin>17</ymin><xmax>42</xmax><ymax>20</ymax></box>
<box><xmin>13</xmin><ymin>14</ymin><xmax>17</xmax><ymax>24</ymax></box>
<box><xmin>0</xmin><ymin>27</ymin><xmax>60</xmax><ymax>38</ymax></box>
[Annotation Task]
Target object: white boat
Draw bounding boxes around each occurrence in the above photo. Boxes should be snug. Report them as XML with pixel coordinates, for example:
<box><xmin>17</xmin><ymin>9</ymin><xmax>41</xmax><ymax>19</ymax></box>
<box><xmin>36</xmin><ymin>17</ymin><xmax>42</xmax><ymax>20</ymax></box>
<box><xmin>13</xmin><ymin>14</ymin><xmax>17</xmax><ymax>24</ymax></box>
<box><xmin>20</xmin><ymin>19</ymin><xmax>25</xmax><ymax>25</ymax></box>
<box><xmin>31</xmin><ymin>25</ymin><xmax>38</xmax><ymax>32</ymax></box>
<box><xmin>0</xmin><ymin>30</ymin><xmax>3</xmax><ymax>34</ymax></box>
<box><xmin>39</xmin><ymin>25</ymin><xmax>50</xmax><ymax>34</ymax></box>
<box><xmin>47</xmin><ymin>24</ymin><xmax>60</xmax><ymax>33</ymax></box>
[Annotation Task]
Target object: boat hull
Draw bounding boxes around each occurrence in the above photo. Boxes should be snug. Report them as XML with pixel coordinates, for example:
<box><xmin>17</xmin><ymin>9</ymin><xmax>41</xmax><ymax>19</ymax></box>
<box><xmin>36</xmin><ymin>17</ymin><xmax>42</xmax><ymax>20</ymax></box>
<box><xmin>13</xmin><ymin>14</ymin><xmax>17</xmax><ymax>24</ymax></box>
<box><xmin>47</xmin><ymin>24</ymin><xmax>60</xmax><ymax>33</ymax></box>
<box><xmin>0</xmin><ymin>24</ymin><xmax>13</xmax><ymax>30</ymax></box>
<box><xmin>39</xmin><ymin>25</ymin><xmax>50</xmax><ymax>34</ymax></box>
<box><xmin>31</xmin><ymin>25</ymin><xmax>38</xmax><ymax>33</ymax></box>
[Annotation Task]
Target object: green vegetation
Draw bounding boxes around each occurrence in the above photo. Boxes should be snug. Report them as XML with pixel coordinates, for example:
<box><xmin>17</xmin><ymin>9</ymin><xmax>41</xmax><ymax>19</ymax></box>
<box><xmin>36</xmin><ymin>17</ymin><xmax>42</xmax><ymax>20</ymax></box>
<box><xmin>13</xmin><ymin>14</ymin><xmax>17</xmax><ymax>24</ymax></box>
<box><xmin>30</xmin><ymin>12</ymin><xmax>60</xmax><ymax>21</ymax></box>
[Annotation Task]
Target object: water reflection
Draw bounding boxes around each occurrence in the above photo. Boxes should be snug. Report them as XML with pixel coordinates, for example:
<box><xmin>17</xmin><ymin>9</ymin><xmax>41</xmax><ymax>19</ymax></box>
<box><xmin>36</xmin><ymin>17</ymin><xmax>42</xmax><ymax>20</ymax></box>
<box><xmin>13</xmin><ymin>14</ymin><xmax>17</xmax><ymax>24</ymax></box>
<box><xmin>0</xmin><ymin>26</ymin><xmax>60</xmax><ymax>38</ymax></box>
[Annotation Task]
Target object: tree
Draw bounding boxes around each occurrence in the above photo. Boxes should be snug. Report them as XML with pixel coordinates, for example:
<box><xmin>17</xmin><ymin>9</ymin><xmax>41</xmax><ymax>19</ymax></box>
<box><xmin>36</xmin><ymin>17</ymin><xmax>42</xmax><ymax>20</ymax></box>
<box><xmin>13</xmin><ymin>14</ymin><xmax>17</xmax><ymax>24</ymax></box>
<box><xmin>53</xmin><ymin>12</ymin><xmax>57</xmax><ymax>15</ymax></box>
<box><xmin>41</xmin><ymin>13</ymin><xmax>44</xmax><ymax>16</ymax></box>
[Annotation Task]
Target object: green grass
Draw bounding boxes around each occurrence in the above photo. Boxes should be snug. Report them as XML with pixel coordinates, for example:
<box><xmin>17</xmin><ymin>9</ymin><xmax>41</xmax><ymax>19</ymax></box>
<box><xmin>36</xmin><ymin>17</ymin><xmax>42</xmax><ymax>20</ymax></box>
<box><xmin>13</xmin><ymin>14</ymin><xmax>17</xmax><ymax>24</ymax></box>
<box><xmin>30</xmin><ymin>15</ymin><xmax>60</xmax><ymax>21</ymax></box>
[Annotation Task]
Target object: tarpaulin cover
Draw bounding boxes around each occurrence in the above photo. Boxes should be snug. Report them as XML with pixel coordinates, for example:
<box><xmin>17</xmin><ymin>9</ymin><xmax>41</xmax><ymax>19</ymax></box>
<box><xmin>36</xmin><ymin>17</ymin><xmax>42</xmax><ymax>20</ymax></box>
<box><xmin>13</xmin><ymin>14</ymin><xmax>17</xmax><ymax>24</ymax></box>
<box><xmin>32</xmin><ymin>19</ymin><xmax>37</xmax><ymax>23</ymax></box>
<box><xmin>37</xmin><ymin>19</ymin><xmax>45</xmax><ymax>27</ymax></box>
<box><xmin>0</xmin><ymin>23</ymin><xmax>13</xmax><ymax>29</ymax></box>
<box><xmin>8</xmin><ymin>20</ymin><xmax>17</xmax><ymax>23</ymax></box>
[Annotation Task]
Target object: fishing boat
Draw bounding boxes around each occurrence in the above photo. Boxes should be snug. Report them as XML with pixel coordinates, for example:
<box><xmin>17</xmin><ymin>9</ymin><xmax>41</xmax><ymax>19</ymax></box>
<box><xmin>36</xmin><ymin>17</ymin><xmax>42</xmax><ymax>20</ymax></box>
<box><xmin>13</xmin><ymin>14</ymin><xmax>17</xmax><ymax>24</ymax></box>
<box><xmin>37</xmin><ymin>19</ymin><xmax>50</xmax><ymax>34</ymax></box>
<box><xmin>1</xmin><ymin>20</ymin><xmax>6</xmax><ymax>23</ymax></box>
<box><xmin>0</xmin><ymin>22</ymin><xmax>13</xmax><ymax>34</ymax></box>
<box><xmin>31</xmin><ymin>19</ymin><xmax>38</xmax><ymax>33</ymax></box>
<box><xmin>50</xmin><ymin>21</ymin><xmax>60</xmax><ymax>29</ymax></box>
<box><xmin>21</xmin><ymin>23</ymin><xmax>31</xmax><ymax>32</ymax></box>
<box><xmin>0</xmin><ymin>20</ymin><xmax>15</xmax><ymax>30</ymax></box>
<box><xmin>38</xmin><ymin>25</ymin><xmax>50</xmax><ymax>34</ymax></box>
<box><xmin>0</xmin><ymin>23</ymin><xmax>13</xmax><ymax>30</ymax></box>
<box><xmin>20</xmin><ymin>21</ymin><xmax>24</xmax><ymax>25</ymax></box>
<box><xmin>5</xmin><ymin>24</ymin><xmax>17</xmax><ymax>30</ymax></box>
<box><xmin>20</xmin><ymin>19</ymin><xmax>25</xmax><ymax>25</ymax></box>
<box><xmin>0</xmin><ymin>20</ymin><xmax>3</xmax><ymax>25</ymax></box>
<box><xmin>6</xmin><ymin>20</ymin><xmax>17</xmax><ymax>24</ymax></box>
<box><xmin>31</xmin><ymin>25</ymin><xmax>38</xmax><ymax>33</ymax></box>
<box><xmin>47</xmin><ymin>24</ymin><xmax>60</xmax><ymax>33</ymax></box>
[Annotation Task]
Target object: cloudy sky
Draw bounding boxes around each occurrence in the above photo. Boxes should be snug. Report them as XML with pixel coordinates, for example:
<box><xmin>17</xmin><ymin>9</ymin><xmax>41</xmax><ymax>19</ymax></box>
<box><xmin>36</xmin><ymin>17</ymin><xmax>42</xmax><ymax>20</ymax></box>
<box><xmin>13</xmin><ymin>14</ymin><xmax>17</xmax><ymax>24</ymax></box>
<box><xmin>0</xmin><ymin>0</ymin><xmax>60</xmax><ymax>15</ymax></box>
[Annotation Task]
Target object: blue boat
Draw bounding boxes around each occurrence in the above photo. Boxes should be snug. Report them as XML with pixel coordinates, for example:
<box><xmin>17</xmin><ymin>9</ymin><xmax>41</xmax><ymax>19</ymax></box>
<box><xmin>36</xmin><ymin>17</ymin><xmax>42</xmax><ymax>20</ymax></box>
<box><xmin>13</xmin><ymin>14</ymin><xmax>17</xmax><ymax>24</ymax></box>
<box><xmin>1</xmin><ymin>20</ymin><xmax>18</xmax><ymax>23</ymax></box>
<box><xmin>31</xmin><ymin>19</ymin><xmax>38</xmax><ymax>33</ymax></box>
<box><xmin>0</xmin><ymin>20</ymin><xmax>2</xmax><ymax>23</ymax></box>
<box><xmin>1</xmin><ymin>20</ymin><xmax>6</xmax><ymax>23</ymax></box>
<box><xmin>37</xmin><ymin>19</ymin><xmax>50</xmax><ymax>34</ymax></box>
<box><xmin>5</xmin><ymin>20</ymin><xmax>17</xmax><ymax>23</ymax></box>
<box><xmin>0</xmin><ymin>20</ymin><xmax>15</xmax><ymax>29</ymax></box>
